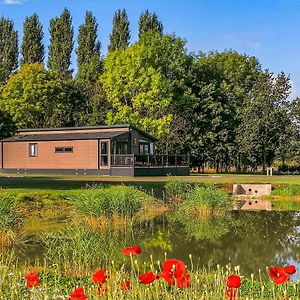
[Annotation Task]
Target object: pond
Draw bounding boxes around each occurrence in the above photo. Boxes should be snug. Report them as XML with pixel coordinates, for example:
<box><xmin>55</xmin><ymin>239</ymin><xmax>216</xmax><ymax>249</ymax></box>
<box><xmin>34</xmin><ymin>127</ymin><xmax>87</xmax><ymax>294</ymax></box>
<box><xmin>6</xmin><ymin>210</ymin><xmax>300</xmax><ymax>281</ymax></box>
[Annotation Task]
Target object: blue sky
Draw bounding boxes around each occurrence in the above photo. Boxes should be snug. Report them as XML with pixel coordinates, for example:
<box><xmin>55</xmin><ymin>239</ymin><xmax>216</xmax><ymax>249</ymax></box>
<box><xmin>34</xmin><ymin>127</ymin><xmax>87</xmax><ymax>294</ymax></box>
<box><xmin>1</xmin><ymin>0</ymin><xmax>300</xmax><ymax>98</ymax></box>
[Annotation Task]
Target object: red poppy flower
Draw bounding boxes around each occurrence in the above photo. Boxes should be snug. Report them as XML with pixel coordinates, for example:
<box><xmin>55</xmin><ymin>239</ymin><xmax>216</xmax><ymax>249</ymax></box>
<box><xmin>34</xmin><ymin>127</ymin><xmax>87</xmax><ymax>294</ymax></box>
<box><xmin>139</xmin><ymin>271</ymin><xmax>159</xmax><ymax>284</ymax></box>
<box><xmin>25</xmin><ymin>270</ymin><xmax>39</xmax><ymax>288</ymax></box>
<box><xmin>122</xmin><ymin>245</ymin><xmax>142</xmax><ymax>255</ymax></box>
<box><xmin>120</xmin><ymin>281</ymin><xmax>131</xmax><ymax>290</ymax></box>
<box><xmin>160</xmin><ymin>259</ymin><xmax>190</xmax><ymax>288</ymax></box>
<box><xmin>268</xmin><ymin>267</ymin><xmax>289</xmax><ymax>284</ymax></box>
<box><xmin>92</xmin><ymin>269</ymin><xmax>108</xmax><ymax>284</ymax></box>
<box><xmin>69</xmin><ymin>287</ymin><xmax>88</xmax><ymax>300</ymax></box>
<box><xmin>97</xmin><ymin>285</ymin><xmax>108</xmax><ymax>297</ymax></box>
<box><xmin>225</xmin><ymin>275</ymin><xmax>241</xmax><ymax>288</ymax></box>
<box><xmin>177</xmin><ymin>274</ymin><xmax>191</xmax><ymax>289</ymax></box>
<box><xmin>162</xmin><ymin>259</ymin><xmax>186</xmax><ymax>281</ymax></box>
<box><xmin>283</xmin><ymin>265</ymin><xmax>297</xmax><ymax>275</ymax></box>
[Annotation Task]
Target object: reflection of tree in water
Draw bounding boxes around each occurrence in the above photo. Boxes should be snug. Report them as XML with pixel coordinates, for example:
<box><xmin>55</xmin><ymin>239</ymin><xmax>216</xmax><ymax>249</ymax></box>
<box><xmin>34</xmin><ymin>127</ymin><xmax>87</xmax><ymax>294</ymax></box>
<box><xmin>169</xmin><ymin>211</ymin><xmax>233</xmax><ymax>242</ymax></box>
<box><xmin>139</xmin><ymin>211</ymin><xmax>300</xmax><ymax>276</ymax></box>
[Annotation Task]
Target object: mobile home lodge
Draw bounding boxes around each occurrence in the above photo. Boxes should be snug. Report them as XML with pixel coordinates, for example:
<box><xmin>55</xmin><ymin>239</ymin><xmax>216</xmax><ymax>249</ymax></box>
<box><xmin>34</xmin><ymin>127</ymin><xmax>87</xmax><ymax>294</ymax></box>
<box><xmin>0</xmin><ymin>124</ymin><xmax>189</xmax><ymax>176</ymax></box>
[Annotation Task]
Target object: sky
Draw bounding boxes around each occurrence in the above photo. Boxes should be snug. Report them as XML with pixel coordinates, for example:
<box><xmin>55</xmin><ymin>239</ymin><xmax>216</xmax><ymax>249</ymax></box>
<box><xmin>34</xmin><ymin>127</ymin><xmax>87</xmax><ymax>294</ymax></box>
<box><xmin>1</xmin><ymin>0</ymin><xmax>300</xmax><ymax>98</ymax></box>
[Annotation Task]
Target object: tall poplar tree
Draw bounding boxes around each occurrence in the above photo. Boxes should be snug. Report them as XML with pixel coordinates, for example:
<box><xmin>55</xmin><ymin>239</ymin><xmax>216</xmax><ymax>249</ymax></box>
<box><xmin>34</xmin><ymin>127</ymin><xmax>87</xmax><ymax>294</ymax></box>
<box><xmin>0</xmin><ymin>17</ymin><xmax>18</xmax><ymax>83</ymax></box>
<box><xmin>108</xmin><ymin>9</ymin><xmax>130</xmax><ymax>52</ymax></box>
<box><xmin>76</xmin><ymin>11</ymin><xmax>100</xmax><ymax>68</ymax></box>
<box><xmin>138</xmin><ymin>10</ymin><xmax>163</xmax><ymax>39</ymax></box>
<box><xmin>21</xmin><ymin>14</ymin><xmax>44</xmax><ymax>65</ymax></box>
<box><xmin>48</xmin><ymin>8</ymin><xmax>74</xmax><ymax>77</ymax></box>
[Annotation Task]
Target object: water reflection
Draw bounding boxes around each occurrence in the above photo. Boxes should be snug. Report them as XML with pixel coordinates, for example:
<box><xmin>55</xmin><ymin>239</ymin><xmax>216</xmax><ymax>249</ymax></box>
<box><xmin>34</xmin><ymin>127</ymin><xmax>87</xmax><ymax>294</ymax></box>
<box><xmin>136</xmin><ymin>211</ymin><xmax>300</xmax><ymax>278</ymax></box>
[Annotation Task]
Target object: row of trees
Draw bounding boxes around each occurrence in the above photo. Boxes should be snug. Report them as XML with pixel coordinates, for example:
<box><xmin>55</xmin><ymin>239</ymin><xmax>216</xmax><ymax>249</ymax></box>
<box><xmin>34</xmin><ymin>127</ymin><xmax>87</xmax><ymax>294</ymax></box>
<box><xmin>0</xmin><ymin>9</ymin><xmax>299</xmax><ymax>172</ymax></box>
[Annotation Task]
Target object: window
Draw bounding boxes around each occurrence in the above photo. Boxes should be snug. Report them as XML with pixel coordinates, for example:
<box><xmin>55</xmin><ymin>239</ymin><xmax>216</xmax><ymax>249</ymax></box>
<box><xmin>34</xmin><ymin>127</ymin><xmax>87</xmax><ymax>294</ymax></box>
<box><xmin>29</xmin><ymin>143</ymin><xmax>38</xmax><ymax>157</ymax></box>
<box><xmin>55</xmin><ymin>147</ymin><xmax>73</xmax><ymax>153</ymax></box>
<box><xmin>139</xmin><ymin>142</ymin><xmax>150</xmax><ymax>155</ymax></box>
<box><xmin>100</xmin><ymin>141</ymin><xmax>109</xmax><ymax>166</ymax></box>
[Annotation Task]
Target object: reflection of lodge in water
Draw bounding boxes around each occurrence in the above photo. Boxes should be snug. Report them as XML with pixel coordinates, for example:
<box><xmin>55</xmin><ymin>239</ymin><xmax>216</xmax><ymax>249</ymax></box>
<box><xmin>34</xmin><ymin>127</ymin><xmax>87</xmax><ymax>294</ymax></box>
<box><xmin>233</xmin><ymin>184</ymin><xmax>272</xmax><ymax>211</ymax></box>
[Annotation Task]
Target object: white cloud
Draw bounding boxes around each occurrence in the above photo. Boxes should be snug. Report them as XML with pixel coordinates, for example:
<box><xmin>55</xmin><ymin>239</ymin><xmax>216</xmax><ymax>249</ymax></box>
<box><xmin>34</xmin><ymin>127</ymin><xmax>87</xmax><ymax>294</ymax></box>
<box><xmin>3</xmin><ymin>0</ymin><xmax>24</xmax><ymax>4</ymax></box>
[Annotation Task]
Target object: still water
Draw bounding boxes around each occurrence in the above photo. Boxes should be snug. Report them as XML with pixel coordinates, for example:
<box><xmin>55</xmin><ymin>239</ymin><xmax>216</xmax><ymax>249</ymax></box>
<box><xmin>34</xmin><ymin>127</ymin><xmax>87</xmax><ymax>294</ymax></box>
<box><xmin>7</xmin><ymin>211</ymin><xmax>300</xmax><ymax>279</ymax></box>
<box><xmin>136</xmin><ymin>211</ymin><xmax>300</xmax><ymax>278</ymax></box>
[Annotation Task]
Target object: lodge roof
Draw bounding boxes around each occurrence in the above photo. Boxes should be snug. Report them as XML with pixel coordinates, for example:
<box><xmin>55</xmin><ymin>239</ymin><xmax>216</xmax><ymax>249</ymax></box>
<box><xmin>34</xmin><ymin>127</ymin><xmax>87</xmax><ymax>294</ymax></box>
<box><xmin>1</xmin><ymin>131</ymin><xmax>129</xmax><ymax>142</ymax></box>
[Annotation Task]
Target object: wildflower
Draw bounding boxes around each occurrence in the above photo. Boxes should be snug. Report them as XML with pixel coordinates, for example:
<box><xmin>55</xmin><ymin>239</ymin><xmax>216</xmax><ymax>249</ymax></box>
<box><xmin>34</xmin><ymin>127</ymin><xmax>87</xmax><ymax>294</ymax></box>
<box><xmin>283</xmin><ymin>265</ymin><xmax>297</xmax><ymax>275</ymax></box>
<box><xmin>92</xmin><ymin>269</ymin><xmax>108</xmax><ymax>284</ymax></box>
<box><xmin>139</xmin><ymin>271</ymin><xmax>159</xmax><ymax>284</ymax></box>
<box><xmin>120</xmin><ymin>281</ymin><xmax>131</xmax><ymax>290</ymax></box>
<box><xmin>69</xmin><ymin>287</ymin><xmax>88</xmax><ymax>300</ymax></box>
<box><xmin>122</xmin><ymin>245</ymin><xmax>142</xmax><ymax>255</ymax></box>
<box><xmin>226</xmin><ymin>275</ymin><xmax>241</xmax><ymax>288</ymax></box>
<box><xmin>268</xmin><ymin>267</ymin><xmax>289</xmax><ymax>284</ymax></box>
<box><xmin>25</xmin><ymin>270</ymin><xmax>39</xmax><ymax>288</ymax></box>
<box><xmin>159</xmin><ymin>259</ymin><xmax>190</xmax><ymax>288</ymax></box>
<box><xmin>225</xmin><ymin>275</ymin><xmax>241</xmax><ymax>300</ymax></box>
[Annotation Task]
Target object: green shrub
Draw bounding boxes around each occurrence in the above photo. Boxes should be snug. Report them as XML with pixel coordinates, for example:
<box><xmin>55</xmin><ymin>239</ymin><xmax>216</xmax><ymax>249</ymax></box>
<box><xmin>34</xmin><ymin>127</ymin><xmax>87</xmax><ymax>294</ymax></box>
<box><xmin>164</xmin><ymin>180</ymin><xmax>193</xmax><ymax>201</ymax></box>
<box><xmin>179</xmin><ymin>186</ymin><xmax>232</xmax><ymax>215</ymax></box>
<box><xmin>69</xmin><ymin>185</ymin><xmax>157</xmax><ymax>217</ymax></box>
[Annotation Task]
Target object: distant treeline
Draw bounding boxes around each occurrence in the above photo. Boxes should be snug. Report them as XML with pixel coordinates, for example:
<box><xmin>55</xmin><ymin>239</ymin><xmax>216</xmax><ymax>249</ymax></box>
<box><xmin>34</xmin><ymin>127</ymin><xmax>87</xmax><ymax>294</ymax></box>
<box><xmin>0</xmin><ymin>8</ymin><xmax>299</xmax><ymax>172</ymax></box>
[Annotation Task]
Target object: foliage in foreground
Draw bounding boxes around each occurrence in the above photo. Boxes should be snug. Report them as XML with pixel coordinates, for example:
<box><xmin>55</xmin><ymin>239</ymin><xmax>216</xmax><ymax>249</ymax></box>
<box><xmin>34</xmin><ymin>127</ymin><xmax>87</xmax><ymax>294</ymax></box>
<box><xmin>0</xmin><ymin>252</ymin><xmax>299</xmax><ymax>300</ymax></box>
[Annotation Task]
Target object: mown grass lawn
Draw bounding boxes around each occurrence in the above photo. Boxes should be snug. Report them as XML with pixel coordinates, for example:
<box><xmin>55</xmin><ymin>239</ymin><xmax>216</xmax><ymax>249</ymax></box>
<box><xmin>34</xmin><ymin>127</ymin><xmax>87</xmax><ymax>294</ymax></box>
<box><xmin>0</xmin><ymin>173</ymin><xmax>300</xmax><ymax>193</ymax></box>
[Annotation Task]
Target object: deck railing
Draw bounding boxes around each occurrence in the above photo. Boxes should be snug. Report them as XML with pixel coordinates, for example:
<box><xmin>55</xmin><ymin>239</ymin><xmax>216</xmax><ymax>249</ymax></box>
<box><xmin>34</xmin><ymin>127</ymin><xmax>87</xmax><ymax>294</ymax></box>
<box><xmin>111</xmin><ymin>154</ymin><xmax>189</xmax><ymax>167</ymax></box>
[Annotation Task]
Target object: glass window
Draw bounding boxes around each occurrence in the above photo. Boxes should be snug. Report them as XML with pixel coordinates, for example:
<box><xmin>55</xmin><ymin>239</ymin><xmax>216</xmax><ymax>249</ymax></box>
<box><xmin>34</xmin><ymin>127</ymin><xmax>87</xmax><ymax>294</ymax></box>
<box><xmin>139</xmin><ymin>143</ymin><xmax>150</xmax><ymax>155</ymax></box>
<box><xmin>55</xmin><ymin>147</ymin><xmax>73</xmax><ymax>153</ymax></box>
<box><xmin>100</xmin><ymin>141</ymin><xmax>109</xmax><ymax>166</ymax></box>
<box><xmin>29</xmin><ymin>143</ymin><xmax>37</xmax><ymax>157</ymax></box>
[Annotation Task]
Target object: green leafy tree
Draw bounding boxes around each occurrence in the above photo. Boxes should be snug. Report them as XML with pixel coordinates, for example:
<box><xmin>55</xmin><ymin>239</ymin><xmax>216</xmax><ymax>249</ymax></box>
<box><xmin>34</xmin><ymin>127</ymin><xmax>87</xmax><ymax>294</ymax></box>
<box><xmin>237</xmin><ymin>71</ymin><xmax>291</xmax><ymax>170</ymax></box>
<box><xmin>138</xmin><ymin>10</ymin><xmax>163</xmax><ymax>39</ymax></box>
<box><xmin>21</xmin><ymin>14</ymin><xmax>44</xmax><ymax>65</ymax></box>
<box><xmin>108</xmin><ymin>9</ymin><xmax>130</xmax><ymax>52</ymax></box>
<box><xmin>76</xmin><ymin>11</ymin><xmax>101</xmax><ymax>74</ymax></box>
<box><xmin>0</xmin><ymin>63</ymin><xmax>83</xmax><ymax>128</ymax></box>
<box><xmin>0</xmin><ymin>17</ymin><xmax>18</xmax><ymax>83</ymax></box>
<box><xmin>186</xmin><ymin>51</ymin><xmax>262</xmax><ymax>171</ymax></box>
<box><xmin>48</xmin><ymin>8</ymin><xmax>74</xmax><ymax>78</ymax></box>
<box><xmin>0</xmin><ymin>110</ymin><xmax>16</xmax><ymax>139</ymax></box>
<box><xmin>101</xmin><ymin>33</ymin><xmax>192</xmax><ymax>138</ymax></box>
<box><xmin>75</xmin><ymin>11</ymin><xmax>104</xmax><ymax>126</ymax></box>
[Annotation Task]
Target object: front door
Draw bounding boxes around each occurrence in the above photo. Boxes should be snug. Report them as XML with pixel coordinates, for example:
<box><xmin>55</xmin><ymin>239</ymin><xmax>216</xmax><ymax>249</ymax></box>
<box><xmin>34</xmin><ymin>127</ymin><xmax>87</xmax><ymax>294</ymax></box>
<box><xmin>99</xmin><ymin>140</ymin><xmax>110</xmax><ymax>169</ymax></box>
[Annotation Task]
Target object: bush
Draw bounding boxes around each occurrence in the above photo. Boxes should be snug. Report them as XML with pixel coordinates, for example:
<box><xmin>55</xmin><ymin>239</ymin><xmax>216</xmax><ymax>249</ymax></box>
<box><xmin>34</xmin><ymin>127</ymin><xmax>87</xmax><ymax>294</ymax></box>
<box><xmin>178</xmin><ymin>186</ymin><xmax>232</xmax><ymax>216</ymax></box>
<box><xmin>69</xmin><ymin>185</ymin><xmax>157</xmax><ymax>217</ymax></box>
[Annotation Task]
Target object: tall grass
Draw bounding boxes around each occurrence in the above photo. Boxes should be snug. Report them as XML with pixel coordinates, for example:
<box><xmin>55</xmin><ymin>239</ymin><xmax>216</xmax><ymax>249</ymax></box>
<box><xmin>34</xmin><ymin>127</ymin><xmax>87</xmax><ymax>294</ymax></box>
<box><xmin>69</xmin><ymin>185</ymin><xmax>159</xmax><ymax>218</ymax></box>
<box><xmin>178</xmin><ymin>186</ymin><xmax>232</xmax><ymax>217</ymax></box>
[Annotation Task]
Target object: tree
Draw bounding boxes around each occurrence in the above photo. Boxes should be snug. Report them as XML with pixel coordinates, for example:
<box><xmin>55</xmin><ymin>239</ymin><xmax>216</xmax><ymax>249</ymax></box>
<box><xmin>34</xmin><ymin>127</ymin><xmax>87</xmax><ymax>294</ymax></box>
<box><xmin>75</xmin><ymin>11</ymin><xmax>104</xmax><ymax>126</ymax></box>
<box><xmin>48</xmin><ymin>8</ymin><xmax>74</xmax><ymax>78</ymax></box>
<box><xmin>237</xmin><ymin>71</ymin><xmax>291</xmax><ymax>171</ymax></box>
<box><xmin>0</xmin><ymin>63</ymin><xmax>83</xmax><ymax>128</ymax></box>
<box><xmin>108</xmin><ymin>9</ymin><xmax>130</xmax><ymax>52</ymax></box>
<box><xmin>186</xmin><ymin>51</ymin><xmax>262</xmax><ymax>171</ymax></box>
<box><xmin>101</xmin><ymin>33</ymin><xmax>193</xmax><ymax>138</ymax></box>
<box><xmin>0</xmin><ymin>109</ymin><xmax>16</xmax><ymax>139</ymax></box>
<box><xmin>21</xmin><ymin>14</ymin><xmax>44</xmax><ymax>65</ymax></box>
<box><xmin>76</xmin><ymin>11</ymin><xmax>101</xmax><ymax>70</ymax></box>
<box><xmin>0</xmin><ymin>17</ymin><xmax>18</xmax><ymax>83</ymax></box>
<box><xmin>138</xmin><ymin>10</ymin><xmax>163</xmax><ymax>39</ymax></box>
